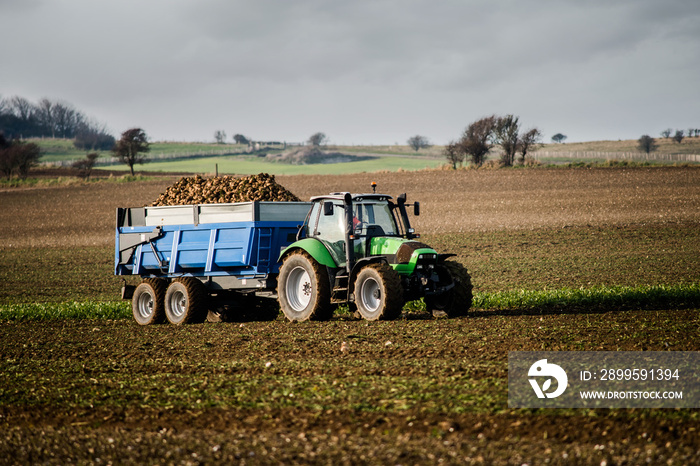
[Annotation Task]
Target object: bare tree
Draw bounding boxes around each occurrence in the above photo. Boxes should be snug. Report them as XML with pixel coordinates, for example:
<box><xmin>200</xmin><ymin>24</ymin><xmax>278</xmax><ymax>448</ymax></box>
<box><xmin>0</xmin><ymin>140</ymin><xmax>42</xmax><ymax>179</ymax></box>
<box><xmin>660</xmin><ymin>128</ymin><xmax>672</xmax><ymax>139</ymax></box>
<box><xmin>458</xmin><ymin>115</ymin><xmax>496</xmax><ymax>167</ymax></box>
<box><xmin>36</xmin><ymin>98</ymin><xmax>56</xmax><ymax>137</ymax></box>
<box><xmin>51</xmin><ymin>101</ymin><xmax>83</xmax><ymax>138</ymax></box>
<box><xmin>113</xmin><ymin>128</ymin><xmax>150</xmax><ymax>176</ymax></box>
<box><xmin>637</xmin><ymin>135</ymin><xmax>658</xmax><ymax>154</ymax></box>
<box><xmin>3</xmin><ymin>96</ymin><xmax>39</xmax><ymax>137</ymax></box>
<box><xmin>308</xmin><ymin>132</ymin><xmax>327</xmax><ymax>146</ymax></box>
<box><xmin>16</xmin><ymin>142</ymin><xmax>41</xmax><ymax>179</ymax></box>
<box><xmin>493</xmin><ymin>115</ymin><xmax>520</xmax><ymax>166</ymax></box>
<box><xmin>74</xmin><ymin>119</ymin><xmax>115</xmax><ymax>151</ymax></box>
<box><xmin>407</xmin><ymin>135</ymin><xmax>431</xmax><ymax>152</ymax></box>
<box><xmin>6</xmin><ymin>96</ymin><xmax>36</xmax><ymax>121</ymax></box>
<box><xmin>443</xmin><ymin>140</ymin><xmax>464</xmax><ymax>169</ymax></box>
<box><xmin>214</xmin><ymin>130</ymin><xmax>227</xmax><ymax>144</ymax></box>
<box><xmin>518</xmin><ymin>128</ymin><xmax>542</xmax><ymax>163</ymax></box>
<box><xmin>72</xmin><ymin>152</ymin><xmax>99</xmax><ymax>180</ymax></box>
<box><xmin>673</xmin><ymin>130</ymin><xmax>685</xmax><ymax>144</ymax></box>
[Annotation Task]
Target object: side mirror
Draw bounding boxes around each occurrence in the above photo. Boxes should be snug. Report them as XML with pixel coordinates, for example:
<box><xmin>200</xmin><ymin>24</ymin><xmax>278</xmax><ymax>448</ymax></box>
<box><xmin>413</xmin><ymin>202</ymin><xmax>420</xmax><ymax>216</ymax></box>
<box><xmin>323</xmin><ymin>201</ymin><xmax>334</xmax><ymax>216</ymax></box>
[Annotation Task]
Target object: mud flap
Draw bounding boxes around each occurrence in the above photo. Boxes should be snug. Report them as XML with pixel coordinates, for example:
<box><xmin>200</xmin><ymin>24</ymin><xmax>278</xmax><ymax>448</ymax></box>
<box><xmin>121</xmin><ymin>284</ymin><xmax>135</xmax><ymax>300</ymax></box>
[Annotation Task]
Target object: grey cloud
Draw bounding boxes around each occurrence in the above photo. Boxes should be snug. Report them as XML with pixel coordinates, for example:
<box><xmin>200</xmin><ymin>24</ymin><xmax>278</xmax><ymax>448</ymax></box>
<box><xmin>1</xmin><ymin>0</ymin><xmax>698</xmax><ymax>143</ymax></box>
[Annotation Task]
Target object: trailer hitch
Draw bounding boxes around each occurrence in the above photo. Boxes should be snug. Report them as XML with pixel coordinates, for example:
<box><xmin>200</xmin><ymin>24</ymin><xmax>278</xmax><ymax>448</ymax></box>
<box><xmin>424</xmin><ymin>281</ymin><xmax>455</xmax><ymax>296</ymax></box>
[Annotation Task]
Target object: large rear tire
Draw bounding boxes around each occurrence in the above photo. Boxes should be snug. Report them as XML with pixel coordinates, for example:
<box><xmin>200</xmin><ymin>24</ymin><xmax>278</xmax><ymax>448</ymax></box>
<box><xmin>425</xmin><ymin>260</ymin><xmax>473</xmax><ymax>317</ymax></box>
<box><xmin>132</xmin><ymin>278</ymin><xmax>167</xmax><ymax>325</ymax></box>
<box><xmin>164</xmin><ymin>277</ymin><xmax>208</xmax><ymax>325</ymax></box>
<box><xmin>354</xmin><ymin>263</ymin><xmax>404</xmax><ymax>321</ymax></box>
<box><xmin>278</xmin><ymin>251</ymin><xmax>332</xmax><ymax>321</ymax></box>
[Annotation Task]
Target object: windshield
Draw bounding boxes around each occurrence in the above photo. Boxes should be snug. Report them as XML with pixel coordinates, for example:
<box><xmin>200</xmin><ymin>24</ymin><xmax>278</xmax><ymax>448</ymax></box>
<box><xmin>353</xmin><ymin>201</ymin><xmax>399</xmax><ymax>236</ymax></box>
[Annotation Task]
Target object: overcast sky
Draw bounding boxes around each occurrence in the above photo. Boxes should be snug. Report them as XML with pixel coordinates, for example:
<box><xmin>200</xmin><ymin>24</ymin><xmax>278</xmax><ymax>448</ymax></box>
<box><xmin>1</xmin><ymin>0</ymin><xmax>698</xmax><ymax>144</ymax></box>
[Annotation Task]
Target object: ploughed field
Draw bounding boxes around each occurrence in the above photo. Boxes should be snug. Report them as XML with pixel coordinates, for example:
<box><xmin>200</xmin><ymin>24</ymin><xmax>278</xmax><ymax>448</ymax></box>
<box><xmin>1</xmin><ymin>167</ymin><xmax>699</xmax><ymax>464</ymax></box>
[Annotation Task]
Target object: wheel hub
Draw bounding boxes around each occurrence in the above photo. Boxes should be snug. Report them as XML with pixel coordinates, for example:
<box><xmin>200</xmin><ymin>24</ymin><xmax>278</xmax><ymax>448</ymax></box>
<box><xmin>286</xmin><ymin>266</ymin><xmax>313</xmax><ymax>312</ymax></box>
<box><xmin>361</xmin><ymin>278</ymin><xmax>381</xmax><ymax>312</ymax></box>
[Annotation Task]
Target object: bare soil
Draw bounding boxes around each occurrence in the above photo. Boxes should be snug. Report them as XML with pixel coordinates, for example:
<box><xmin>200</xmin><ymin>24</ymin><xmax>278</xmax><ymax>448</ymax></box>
<box><xmin>1</xmin><ymin>313</ymin><xmax>698</xmax><ymax>465</ymax></box>
<box><xmin>1</xmin><ymin>166</ymin><xmax>699</xmax><ymax>464</ymax></box>
<box><xmin>1</xmin><ymin>166</ymin><xmax>698</xmax><ymax>247</ymax></box>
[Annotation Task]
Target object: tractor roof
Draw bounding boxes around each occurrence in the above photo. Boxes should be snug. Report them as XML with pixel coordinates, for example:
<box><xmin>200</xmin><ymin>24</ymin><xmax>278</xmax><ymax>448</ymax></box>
<box><xmin>310</xmin><ymin>192</ymin><xmax>393</xmax><ymax>203</ymax></box>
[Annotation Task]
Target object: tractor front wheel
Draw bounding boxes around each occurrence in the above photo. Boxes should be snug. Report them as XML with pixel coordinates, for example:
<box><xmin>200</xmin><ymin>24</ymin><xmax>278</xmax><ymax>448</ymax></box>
<box><xmin>354</xmin><ymin>263</ymin><xmax>404</xmax><ymax>321</ymax></box>
<box><xmin>425</xmin><ymin>261</ymin><xmax>473</xmax><ymax>317</ymax></box>
<box><xmin>278</xmin><ymin>251</ymin><xmax>332</xmax><ymax>321</ymax></box>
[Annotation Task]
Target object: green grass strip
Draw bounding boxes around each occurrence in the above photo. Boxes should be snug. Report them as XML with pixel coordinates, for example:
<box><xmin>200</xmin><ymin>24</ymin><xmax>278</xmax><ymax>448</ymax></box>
<box><xmin>473</xmin><ymin>283</ymin><xmax>700</xmax><ymax>312</ymax></box>
<box><xmin>0</xmin><ymin>301</ymin><xmax>130</xmax><ymax>321</ymax></box>
<box><xmin>0</xmin><ymin>284</ymin><xmax>698</xmax><ymax>321</ymax></box>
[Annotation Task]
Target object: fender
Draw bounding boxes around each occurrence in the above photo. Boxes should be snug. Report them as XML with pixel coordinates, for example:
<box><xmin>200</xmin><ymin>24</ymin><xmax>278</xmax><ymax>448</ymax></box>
<box><xmin>278</xmin><ymin>238</ymin><xmax>337</xmax><ymax>269</ymax></box>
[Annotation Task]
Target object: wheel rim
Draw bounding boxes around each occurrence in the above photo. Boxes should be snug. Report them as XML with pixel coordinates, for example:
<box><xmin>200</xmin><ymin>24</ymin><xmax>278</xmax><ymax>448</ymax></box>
<box><xmin>169</xmin><ymin>289</ymin><xmax>187</xmax><ymax>318</ymax></box>
<box><xmin>137</xmin><ymin>291</ymin><xmax>154</xmax><ymax>319</ymax></box>
<box><xmin>286</xmin><ymin>266</ymin><xmax>312</xmax><ymax>312</ymax></box>
<box><xmin>360</xmin><ymin>277</ymin><xmax>381</xmax><ymax>312</ymax></box>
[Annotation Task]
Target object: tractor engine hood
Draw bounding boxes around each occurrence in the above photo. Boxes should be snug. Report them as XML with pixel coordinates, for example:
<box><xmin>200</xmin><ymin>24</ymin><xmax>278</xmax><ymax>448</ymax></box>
<box><xmin>368</xmin><ymin>237</ymin><xmax>440</xmax><ymax>274</ymax></box>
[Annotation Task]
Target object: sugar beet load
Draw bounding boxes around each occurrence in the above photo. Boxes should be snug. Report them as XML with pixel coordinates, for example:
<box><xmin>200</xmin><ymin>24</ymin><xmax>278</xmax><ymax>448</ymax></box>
<box><xmin>116</xmin><ymin>180</ymin><xmax>472</xmax><ymax>323</ymax></box>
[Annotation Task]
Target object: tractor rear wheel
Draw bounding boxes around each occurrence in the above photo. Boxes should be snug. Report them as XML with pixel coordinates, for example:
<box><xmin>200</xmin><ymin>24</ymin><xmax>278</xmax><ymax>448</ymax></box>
<box><xmin>278</xmin><ymin>251</ymin><xmax>332</xmax><ymax>321</ymax></box>
<box><xmin>425</xmin><ymin>260</ymin><xmax>473</xmax><ymax>317</ymax></box>
<box><xmin>164</xmin><ymin>277</ymin><xmax>208</xmax><ymax>325</ymax></box>
<box><xmin>132</xmin><ymin>278</ymin><xmax>167</xmax><ymax>325</ymax></box>
<box><xmin>354</xmin><ymin>263</ymin><xmax>404</xmax><ymax>321</ymax></box>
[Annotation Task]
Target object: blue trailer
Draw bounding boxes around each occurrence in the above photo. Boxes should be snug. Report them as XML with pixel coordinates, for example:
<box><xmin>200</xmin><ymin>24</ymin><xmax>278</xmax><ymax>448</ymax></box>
<box><xmin>116</xmin><ymin>201</ymin><xmax>311</xmax><ymax>325</ymax></box>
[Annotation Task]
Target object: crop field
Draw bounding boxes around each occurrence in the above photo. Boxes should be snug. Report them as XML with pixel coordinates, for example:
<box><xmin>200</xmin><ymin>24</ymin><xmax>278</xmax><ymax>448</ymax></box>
<box><xmin>32</xmin><ymin>139</ymin><xmax>249</xmax><ymax>163</ymax></box>
<box><xmin>102</xmin><ymin>153</ymin><xmax>444</xmax><ymax>176</ymax></box>
<box><xmin>1</xmin><ymin>166</ymin><xmax>699</xmax><ymax>464</ymax></box>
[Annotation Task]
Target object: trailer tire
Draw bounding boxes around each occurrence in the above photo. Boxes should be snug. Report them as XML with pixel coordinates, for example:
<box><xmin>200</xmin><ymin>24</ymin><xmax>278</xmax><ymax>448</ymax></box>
<box><xmin>425</xmin><ymin>261</ymin><xmax>473</xmax><ymax>317</ymax></box>
<box><xmin>132</xmin><ymin>278</ymin><xmax>167</xmax><ymax>325</ymax></box>
<box><xmin>278</xmin><ymin>251</ymin><xmax>332</xmax><ymax>321</ymax></box>
<box><xmin>164</xmin><ymin>277</ymin><xmax>208</xmax><ymax>325</ymax></box>
<box><xmin>354</xmin><ymin>263</ymin><xmax>404</xmax><ymax>321</ymax></box>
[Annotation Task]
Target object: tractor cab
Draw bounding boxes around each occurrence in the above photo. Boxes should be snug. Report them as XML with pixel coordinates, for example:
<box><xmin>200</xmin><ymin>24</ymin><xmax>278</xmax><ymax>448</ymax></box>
<box><xmin>302</xmin><ymin>191</ymin><xmax>419</xmax><ymax>268</ymax></box>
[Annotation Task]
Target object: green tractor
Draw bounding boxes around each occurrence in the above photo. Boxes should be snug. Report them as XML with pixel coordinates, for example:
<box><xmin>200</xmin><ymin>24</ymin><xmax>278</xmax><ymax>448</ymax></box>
<box><xmin>277</xmin><ymin>186</ymin><xmax>472</xmax><ymax>321</ymax></box>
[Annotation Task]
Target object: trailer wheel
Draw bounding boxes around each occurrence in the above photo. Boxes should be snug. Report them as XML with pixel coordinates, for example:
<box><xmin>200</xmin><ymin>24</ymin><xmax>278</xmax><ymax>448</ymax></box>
<box><xmin>354</xmin><ymin>263</ymin><xmax>404</xmax><ymax>321</ymax></box>
<box><xmin>425</xmin><ymin>261</ymin><xmax>473</xmax><ymax>317</ymax></box>
<box><xmin>164</xmin><ymin>277</ymin><xmax>208</xmax><ymax>325</ymax></box>
<box><xmin>132</xmin><ymin>278</ymin><xmax>167</xmax><ymax>325</ymax></box>
<box><xmin>278</xmin><ymin>251</ymin><xmax>332</xmax><ymax>321</ymax></box>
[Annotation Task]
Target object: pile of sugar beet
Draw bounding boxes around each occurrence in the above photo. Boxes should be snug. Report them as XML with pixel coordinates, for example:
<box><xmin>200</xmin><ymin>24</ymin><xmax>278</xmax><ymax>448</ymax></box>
<box><xmin>151</xmin><ymin>173</ymin><xmax>301</xmax><ymax>206</ymax></box>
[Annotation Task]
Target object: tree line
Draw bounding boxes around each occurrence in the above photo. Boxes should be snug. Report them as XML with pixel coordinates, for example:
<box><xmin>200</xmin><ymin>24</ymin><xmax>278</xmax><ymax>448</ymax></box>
<box><xmin>660</xmin><ymin>128</ymin><xmax>699</xmax><ymax>143</ymax></box>
<box><xmin>441</xmin><ymin>115</ymin><xmax>542</xmax><ymax>169</ymax></box>
<box><xmin>0</xmin><ymin>95</ymin><xmax>115</xmax><ymax>151</ymax></box>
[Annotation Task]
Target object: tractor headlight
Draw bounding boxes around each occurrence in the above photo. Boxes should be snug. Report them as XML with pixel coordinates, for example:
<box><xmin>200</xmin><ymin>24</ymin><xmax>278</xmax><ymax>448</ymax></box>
<box><xmin>416</xmin><ymin>253</ymin><xmax>437</xmax><ymax>270</ymax></box>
